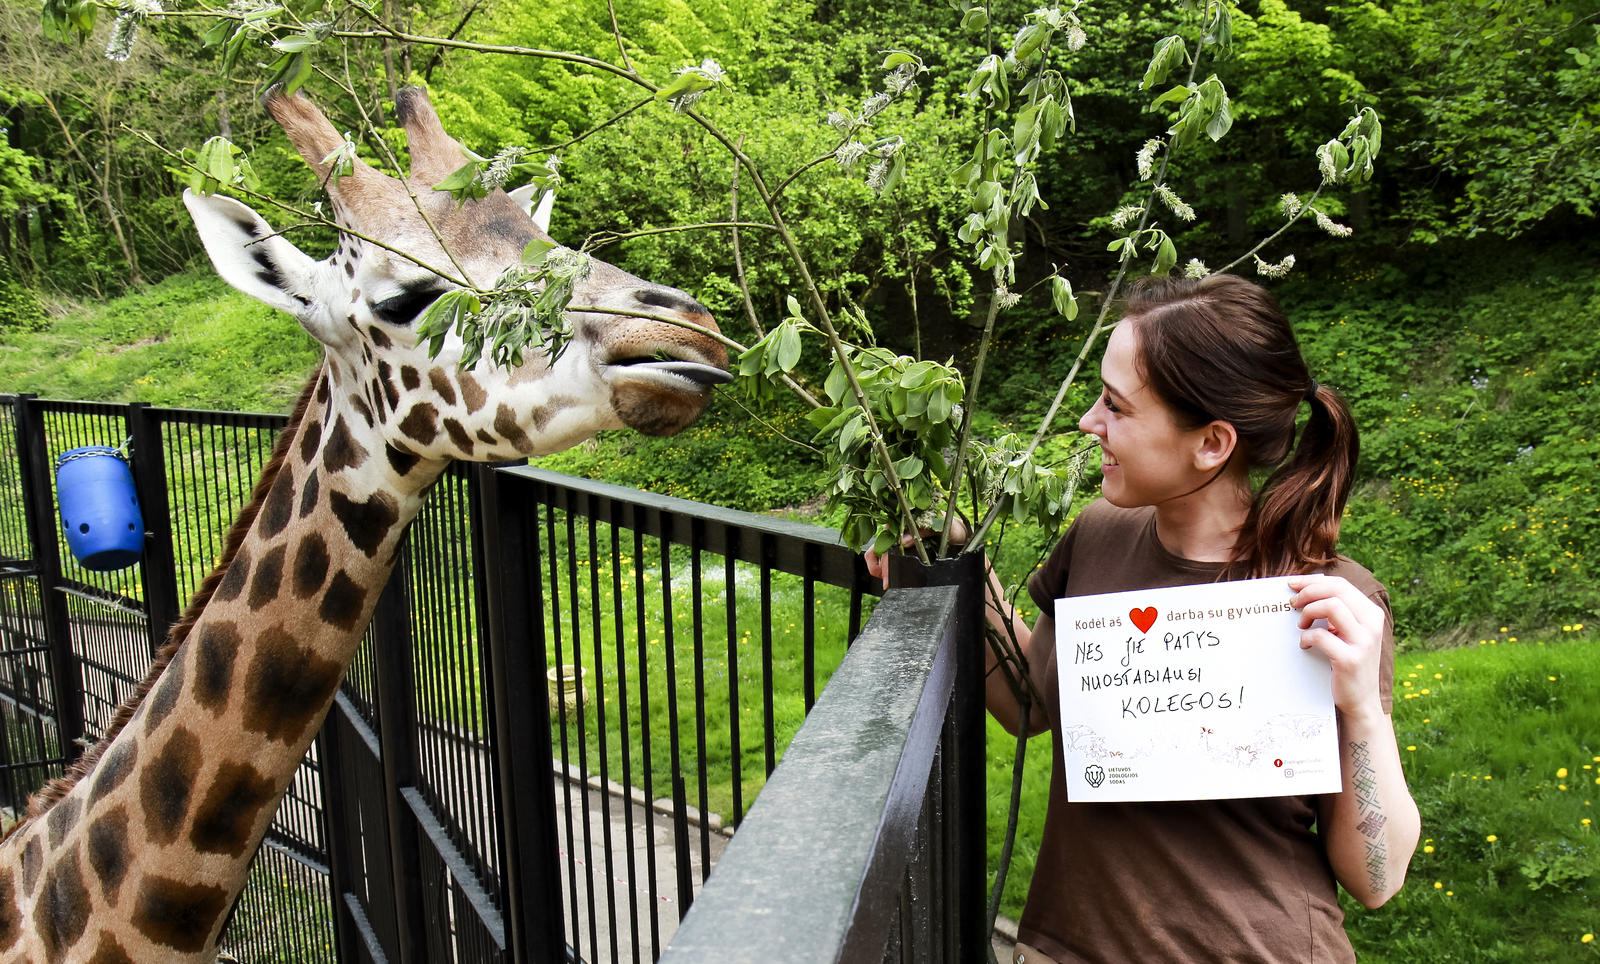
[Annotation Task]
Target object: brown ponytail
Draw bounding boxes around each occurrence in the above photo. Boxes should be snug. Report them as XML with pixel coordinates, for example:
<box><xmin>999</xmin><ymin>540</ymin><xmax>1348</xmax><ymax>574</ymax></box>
<box><xmin>1120</xmin><ymin>275</ymin><xmax>1359</xmax><ymax>577</ymax></box>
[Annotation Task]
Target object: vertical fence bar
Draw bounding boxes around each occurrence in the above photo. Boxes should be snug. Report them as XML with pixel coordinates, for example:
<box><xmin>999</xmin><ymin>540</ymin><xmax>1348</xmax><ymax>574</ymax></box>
<box><xmin>475</xmin><ymin>465</ymin><xmax>565</xmax><ymax>963</ymax></box>
<box><xmin>11</xmin><ymin>394</ymin><xmax>82</xmax><ymax>753</ymax></box>
<box><xmin>126</xmin><ymin>403</ymin><xmax>180</xmax><ymax>656</ymax></box>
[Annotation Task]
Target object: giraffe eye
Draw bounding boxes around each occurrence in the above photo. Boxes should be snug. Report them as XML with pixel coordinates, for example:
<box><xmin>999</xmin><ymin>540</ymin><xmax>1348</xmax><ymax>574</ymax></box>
<box><xmin>371</xmin><ymin>288</ymin><xmax>445</xmax><ymax>326</ymax></box>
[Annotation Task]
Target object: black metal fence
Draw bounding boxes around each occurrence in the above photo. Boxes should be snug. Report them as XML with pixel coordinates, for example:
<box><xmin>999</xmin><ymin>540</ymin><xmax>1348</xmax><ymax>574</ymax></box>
<box><xmin>0</xmin><ymin>394</ymin><xmax>983</xmax><ymax>963</ymax></box>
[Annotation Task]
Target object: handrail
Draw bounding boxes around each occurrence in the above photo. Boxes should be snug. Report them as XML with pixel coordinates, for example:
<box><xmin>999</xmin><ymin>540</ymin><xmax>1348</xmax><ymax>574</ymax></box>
<box><xmin>657</xmin><ymin>586</ymin><xmax>961</xmax><ymax>963</ymax></box>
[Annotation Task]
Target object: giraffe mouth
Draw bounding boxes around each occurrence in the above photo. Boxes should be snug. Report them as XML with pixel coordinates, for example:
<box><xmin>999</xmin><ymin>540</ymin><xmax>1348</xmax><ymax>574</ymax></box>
<box><xmin>607</xmin><ymin>355</ymin><xmax>734</xmax><ymax>389</ymax></box>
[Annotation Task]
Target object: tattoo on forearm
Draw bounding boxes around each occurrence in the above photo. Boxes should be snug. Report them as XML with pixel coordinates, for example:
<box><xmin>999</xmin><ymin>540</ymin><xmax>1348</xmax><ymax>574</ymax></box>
<box><xmin>1350</xmin><ymin>740</ymin><xmax>1387</xmax><ymax>893</ymax></box>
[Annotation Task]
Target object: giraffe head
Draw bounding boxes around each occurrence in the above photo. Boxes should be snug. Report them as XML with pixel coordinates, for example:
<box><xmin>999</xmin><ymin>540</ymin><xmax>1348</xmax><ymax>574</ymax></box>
<box><xmin>184</xmin><ymin>86</ymin><xmax>729</xmax><ymax>460</ymax></box>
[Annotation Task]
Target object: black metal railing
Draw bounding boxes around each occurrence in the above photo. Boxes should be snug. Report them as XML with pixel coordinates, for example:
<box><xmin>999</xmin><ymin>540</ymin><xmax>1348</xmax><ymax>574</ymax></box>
<box><xmin>0</xmin><ymin>394</ymin><xmax>983</xmax><ymax>964</ymax></box>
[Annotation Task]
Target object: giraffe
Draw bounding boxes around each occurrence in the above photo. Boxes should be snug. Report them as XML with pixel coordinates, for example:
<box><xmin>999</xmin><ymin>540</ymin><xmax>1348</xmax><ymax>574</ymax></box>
<box><xmin>0</xmin><ymin>85</ymin><xmax>729</xmax><ymax>962</ymax></box>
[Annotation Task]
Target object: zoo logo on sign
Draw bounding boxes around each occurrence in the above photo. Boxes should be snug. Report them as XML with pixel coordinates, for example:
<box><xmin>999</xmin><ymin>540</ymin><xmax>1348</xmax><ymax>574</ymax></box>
<box><xmin>1084</xmin><ymin>764</ymin><xmax>1106</xmax><ymax>788</ymax></box>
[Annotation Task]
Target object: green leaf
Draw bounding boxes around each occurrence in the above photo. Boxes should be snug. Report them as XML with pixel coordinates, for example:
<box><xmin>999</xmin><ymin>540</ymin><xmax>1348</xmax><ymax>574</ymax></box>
<box><xmin>960</xmin><ymin>5</ymin><xmax>988</xmax><ymax>32</ymax></box>
<box><xmin>1142</xmin><ymin>36</ymin><xmax>1187</xmax><ymax>91</ymax></box>
<box><xmin>1051</xmin><ymin>276</ymin><xmax>1078</xmax><ymax>320</ymax></box>
<box><xmin>880</xmin><ymin>50</ymin><xmax>919</xmax><ymax>70</ymax></box>
<box><xmin>1150</xmin><ymin>84</ymin><xmax>1192</xmax><ymax>109</ymax></box>
<box><xmin>1154</xmin><ymin>235</ymin><xmax>1177</xmax><ymax>276</ymax></box>
<box><xmin>521</xmin><ymin>237</ymin><xmax>556</xmax><ymax>264</ymax></box>
<box><xmin>271</xmin><ymin>34</ymin><xmax>320</xmax><ymax>53</ymax></box>
<box><xmin>654</xmin><ymin>71</ymin><xmax>715</xmax><ymax>102</ymax></box>
<box><xmin>774</xmin><ymin>321</ymin><xmax>802</xmax><ymax>373</ymax></box>
<box><xmin>893</xmin><ymin>455</ymin><xmax>925</xmax><ymax>480</ymax></box>
<box><xmin>785</xmin><ymin>294</ymin><xmax>804</xmax><ymax>319</ymax></box>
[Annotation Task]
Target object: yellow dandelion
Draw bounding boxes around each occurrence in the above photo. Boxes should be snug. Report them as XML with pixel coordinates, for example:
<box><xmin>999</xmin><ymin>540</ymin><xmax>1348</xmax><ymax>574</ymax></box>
<box><xmin>1486</xmin><ymin>834</ymin><xmax>1498</xmax><ymax>842</ymax></box>
<box><xmin>1585</xmin><ymin>934</ymin><xmax>1595</xmax><ymax>944</ymax></box>
<box><xmin>1406</xmin><ymin>745</ymin><xmax>1417</xmax><ymax>752</ymax></box>
<box><xmin>1432</xmin><ymin>881</ymin><xmax>1442</xmax><ymax>889</ymax></box>
<box><xmin>1422</xmin><ymin>718</ymin><xmax>1431</xmax><ymax>723</ymax></box>
<box><xmin>1499</xmin><ymin>626</ymin><xmax>1508</xmax><ymax>632</ymax></box>
<box><xmin>1421</xmin><ymin>688</ymin><xmax>1431</xmax><ymax>695</ymax></box>
<box><xmin>1423</xmin><ymin>845</ymin><xmax>1434</xmax><ymax>853</ymax></box>
<box><xmin>1583</xmin><ymin>818</ymin><xmax>1592</xmax><ymax>827</ymax></box>
<box><xmin>1559</xmin><ymin>768</ymin><xmax>1569</xmax><ymax>778</ymax></box>
<box><xmin>1433</xmin><ymin>673</ymin><xmax>1443</xmax><ymax>679</ymax></box>
<box><xmin>1548</xmin><ymin>675</ymin><xmax>1557</xmax><ymax>681</ymax></box>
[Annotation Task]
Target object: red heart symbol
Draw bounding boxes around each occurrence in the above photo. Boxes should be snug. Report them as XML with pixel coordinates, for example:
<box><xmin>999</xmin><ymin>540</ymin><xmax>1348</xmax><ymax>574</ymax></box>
<box><xmin>1130</xmin><ymin>607</ymin><xmax>1158</xmax><ymax>634</ymax></box>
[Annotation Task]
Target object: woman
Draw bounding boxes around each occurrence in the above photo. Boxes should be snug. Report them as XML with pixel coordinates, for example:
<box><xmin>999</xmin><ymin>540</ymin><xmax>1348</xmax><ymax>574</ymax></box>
<box><xmin>870</xmin><ymin>275</ymin><xmax>1419</xmax><ymax>962</ymax></box>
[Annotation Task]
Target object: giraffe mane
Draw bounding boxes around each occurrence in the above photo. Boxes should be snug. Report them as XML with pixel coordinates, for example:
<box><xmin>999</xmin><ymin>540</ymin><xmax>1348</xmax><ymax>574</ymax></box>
<box><xmin>10</xmin><ymin>366</ymin><xmax>325</xmax><ymax>831</ymax></box>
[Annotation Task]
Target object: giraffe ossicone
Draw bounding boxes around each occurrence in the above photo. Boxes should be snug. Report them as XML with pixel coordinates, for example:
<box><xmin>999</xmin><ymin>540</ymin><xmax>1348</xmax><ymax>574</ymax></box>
<box><xmin>0</xmin><ymin>85</ymin><xmax>727</xmax><ymax>962</ymax></box>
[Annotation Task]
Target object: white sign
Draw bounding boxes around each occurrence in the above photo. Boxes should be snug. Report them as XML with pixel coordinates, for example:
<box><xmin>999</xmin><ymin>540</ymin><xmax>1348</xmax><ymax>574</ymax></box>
<box><xmin>1055</xmin><ymin>576</ymin><xmax>1341</xmax><ymax>802</ymax></box>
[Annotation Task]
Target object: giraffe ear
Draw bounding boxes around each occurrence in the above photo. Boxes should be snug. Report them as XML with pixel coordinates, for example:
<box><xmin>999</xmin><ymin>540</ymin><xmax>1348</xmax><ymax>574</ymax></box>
<box><xmin>506</xmin><ymin>183</ymin><xmax>555</xmax><ymax>233</ymax></box>
<box><xmin>184</xmin><ymin>189</ymin><xmax>323</xmax><ymax>319</ymax></box>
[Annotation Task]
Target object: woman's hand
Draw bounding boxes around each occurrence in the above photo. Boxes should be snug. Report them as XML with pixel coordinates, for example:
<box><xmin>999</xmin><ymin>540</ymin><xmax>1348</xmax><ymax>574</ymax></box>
<box><xmin>861</xmin><ymin>519</ymin><xmax>972</xmax><ymax>591</ymax></box>
<box><xmin>1287</xmin><ymin>574</ymin><xmax>1386</xmax><ymax>721</ymax></box>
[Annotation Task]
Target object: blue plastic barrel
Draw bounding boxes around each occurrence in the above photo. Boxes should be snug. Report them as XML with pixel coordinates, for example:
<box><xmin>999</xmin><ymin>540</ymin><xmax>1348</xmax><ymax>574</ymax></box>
<box><xmin>55</xmin><ymin>446</ymin><xmax>145</xmax><ymax>571</ymax></box>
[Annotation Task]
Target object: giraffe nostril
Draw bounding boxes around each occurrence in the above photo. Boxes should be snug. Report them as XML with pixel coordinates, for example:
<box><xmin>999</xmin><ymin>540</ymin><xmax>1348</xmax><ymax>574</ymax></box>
<box><xmin>633</xmin><ymin>287</ymin><xmax>706</xmax><ymax>316</ymax></box>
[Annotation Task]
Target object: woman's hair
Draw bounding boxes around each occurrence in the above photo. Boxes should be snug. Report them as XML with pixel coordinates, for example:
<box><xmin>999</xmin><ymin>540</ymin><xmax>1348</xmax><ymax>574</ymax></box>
<box><xmin>1120</xmin><ymin>274</ymin><xmax>1358</xmax><ymax>578</ymax></box>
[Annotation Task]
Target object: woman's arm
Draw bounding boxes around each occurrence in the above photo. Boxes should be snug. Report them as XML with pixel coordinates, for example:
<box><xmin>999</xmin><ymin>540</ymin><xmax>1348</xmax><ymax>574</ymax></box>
<box><xmin>1291</xmin><ymin>574</ymin><xmax>1421</xmax><ymax>908</ymax></box>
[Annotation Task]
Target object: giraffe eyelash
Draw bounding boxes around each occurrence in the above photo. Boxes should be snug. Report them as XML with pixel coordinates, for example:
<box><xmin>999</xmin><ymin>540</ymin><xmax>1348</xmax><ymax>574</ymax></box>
<box><xmin>371</xmin><ymin>288</ymin><xmax>446</xmax><ymax>326</ymax></box>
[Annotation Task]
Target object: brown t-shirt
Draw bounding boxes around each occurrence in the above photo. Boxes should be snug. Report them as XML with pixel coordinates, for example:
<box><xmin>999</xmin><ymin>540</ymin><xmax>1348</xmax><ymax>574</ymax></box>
<box><xmin>1017</xmin><ymin>499</ymin><xmax>1394</xmax><ymax>964</ymax></box>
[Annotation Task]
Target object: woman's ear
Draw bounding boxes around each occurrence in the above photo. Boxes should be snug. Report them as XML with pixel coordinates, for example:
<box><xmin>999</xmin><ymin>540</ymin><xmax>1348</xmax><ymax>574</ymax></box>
<box><xmin>1192</xmin><ymin>419</ymin><xmax>1238</xmax><ymax>472</ymax></box>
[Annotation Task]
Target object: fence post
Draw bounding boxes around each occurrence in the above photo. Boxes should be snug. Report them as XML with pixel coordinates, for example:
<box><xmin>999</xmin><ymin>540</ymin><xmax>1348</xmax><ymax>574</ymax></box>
<box><xmin>126</xmin><ymin>402</ymin><xmax>181</xmax><ymax>655</ymax></box>
<box><xmin>11</xmin><ymin>394</ymin><xmax>84</xmax><ymax>754</ymax></box>
<box><xmin>473</xmin><ymin>463</ymin><xmax>566</xmax><ymax>964</ymax></box>
<box><xmin>370</xmin><ymin>546</ymin><xmax>429</xmax><ymax>963</ymax></box>
<box><xmin>889</xmin><ymin>550</ymin><xmax>987</xmax><ymax>962</ymax></box>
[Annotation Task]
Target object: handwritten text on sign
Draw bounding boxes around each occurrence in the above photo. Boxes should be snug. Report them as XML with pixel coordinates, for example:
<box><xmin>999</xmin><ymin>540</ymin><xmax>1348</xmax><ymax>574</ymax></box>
<box><xmin>1055</xmin><ymin>576</ymin><xmax>1341</xmax><ymax>802</ymax></box>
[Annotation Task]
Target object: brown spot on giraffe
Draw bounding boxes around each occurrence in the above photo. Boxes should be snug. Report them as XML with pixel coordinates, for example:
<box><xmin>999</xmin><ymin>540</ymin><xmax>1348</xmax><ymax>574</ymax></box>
<box><xmin>350</xmin><ymin>393</ymin><xmax>375</xmax><ymax>427</ymax></box>
<box><xmin>400</xmin><ymin>364</ymin><xmax>421</xmax><ymax>391</ymax></box>
<box><xmin>84</xmin><ymin>807</ymin><xmax>130</xmax><ymax>906</ymax></box>
<box><xmin>386</xmin><ymin>443</ymin><xmax>421</xmax><ymax>476</ymax></box>
<box><xmin>44</xmin><ymin>798</ymin><xmax>80</xmax><ymax>851</ymax></box>
<box><xmin>298</xmin><ymin>419</ymin><xmax>323</xmax><ymax>464</ymax></box>
<box><xmin>241</xmin><ymin>625</ymin><xmax>344</xmax><ymax>746</ymax></box>
<box><xmin>0</xmin><ymin>867</ymin><xmax>19</xmax><ymax>951</ymax></box>
<box><xmin>495</xmin><ymin>403</ymin><xmax>535</xmax><ymax>453</ymax></box>
<box><xmin>193</xmin><ymin>621</ymin><xmax>242</xmax><ymax>712</ymax></box>
<box><xmin>475</xmin><ymin>428</ymin><xmax>496</xmax><ymax>445</ymax></box>
<box><xmin>141</xmin><ymin>727</ymin><xmax>201</xmax><ymax>845</ymax></box>
<box><xmin>444</xmin><ymin>418</ymin><xmax>474</xmax><ymax>455</ymax></box>
<box><xmin>20</xmin><ymin>838</ymin><xmax>41</xmax><ymax>898</ymax></box>
<box><xmin>399</xmin><ymin>403</ymin><xmax>439</xmax><ymax>446</ymax></box>
<box><xmin>316</xmin><ymin>373</ymin><xmax>331</xmax><ymax>405</ymax></box>
<box><xmin>87</xmin><ymin>743</ymin><xmax>134</xmax><ymax>806</ymax></box>
<box><xmin>130</xmin><ymin>876</ymin><xmax>229</xmax><ymax>953</ymax></box>
<box><xmin>317</xmin><ymin>570</ymin><xmax>368</xmax><ymax>632</ymax></box>
<box><xmin>329</xmin><ymin>490</ymin><xmax>400</xmax><ymax>558</ymax></box>
<box><xmin>368</xmin><ymin>326</ymin><xmax>392</xmax><ymax>350</ymax></box>
<box><xmin>247</xmin><ymin>544</ymin><xmax>286</xmax><ymax>611</ymax></box>
<box><xmin>189</xmin><ymin>762</ymin><xmax>277</xmax><ymax>858</ymax></box>
<box><xmin>33</xmin><ymin>844</ymin><xmax>89</xmax><ymax>962</ymax></box>
<box><xmin>259</xmin><ymin>466</ymin><xmax>296</xmax><ymax>539</ymax></box>
<box><xmin>215</xmin><ymin>546</ymin><xmax>251</xmax><ymax>602</ymax></box>
<box><xmin>322</xmin><ymin>417</ymin><xmax>368</xmax><ymax>474</ymax></box>
<box><xmin>85</xmin><ymin>931</ymin><xmax>134</xmax><ymax>964</ymax></box>
<box><xmin>292</xmin><ymin>534</ymin><xmax>330</xmax><ymax>597</ymax></box>
<box><xmin>378</xmin><ymin>362</ymin><xmax>401</xmax><ymax>411</ymax></box>
<box><xmin>142</xmin><ymin>665</ymin><xmax>182</xmax><ymax>736</ymax></box>
<box><xmin>299</xmin><ymin>467</ymin><xmax>321</xmax><ymax>518</ymax></box>
<box><xmin>459</xmin><ymin>372</ymin><xmax>487</xmax><ymax>413</ymax></box>
<box><xmin>428</xmin><ymin>368</ymin><xmax>457</xmax><ymax>406</ymax></box>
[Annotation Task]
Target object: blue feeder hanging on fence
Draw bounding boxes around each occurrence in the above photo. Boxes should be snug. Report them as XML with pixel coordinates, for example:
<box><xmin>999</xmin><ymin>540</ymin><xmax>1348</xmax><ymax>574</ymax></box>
<box><xmin>55</xmin><ymin>445</ymin><xmax>145</xmax><ymax>571</ymax></box>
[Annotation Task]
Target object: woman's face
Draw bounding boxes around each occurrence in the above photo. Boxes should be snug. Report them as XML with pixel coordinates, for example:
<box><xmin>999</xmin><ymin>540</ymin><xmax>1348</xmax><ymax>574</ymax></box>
<box><xmin>1077</xmin><ymin>320</ymin><xmax>1219</xmax><ymax>509</ymax></box>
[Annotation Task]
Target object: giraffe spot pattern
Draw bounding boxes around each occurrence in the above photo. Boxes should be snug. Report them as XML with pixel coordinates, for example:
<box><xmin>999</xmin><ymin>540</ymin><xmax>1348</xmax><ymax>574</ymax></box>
<box><xmin>247</xmin><ymin>544</ymin><xmax>286</xmax><ymax>611</ymax></box>
<box><xmin>495</xmin><ymin>403</ymin><xmax>535</xmax><ymax>453</ymax></box>
<box><xmin>242</xmin><ymin>626</ymin><xmax>344</xmax><ymax>746</ymax></box>
<box><xmin>400</xmin><ymin>365</ymin><xmax>421</xmax><ymax>391</ymax></box>
<box><xmin>86</xmin><ymin>931</ymin><xmax>134</xmax><ymax>964</ymax></box>
<box><xmin>459</xmin><ymin>372</ymin><xmax>487</xmax><ymax>413</ymax></box>
<box><xmin>0</xmin><ymin>867</ymin><xmax>19</xmax><ymax>952</ymax></box>
<box><xmin>216</xmin><ymin>546</ymin><xmax>251</xmax><ymax>602</ymax></box>
<box><xmin>260</xmin><ymin>467</ymin><xmax>296</xmax><ymax>539</ymax></box>
<box><xmin>475</xmin><ymin>428</ymin><xmax>496</xmax><ymax>445</ymax></box>
<box><xmin>299</xmin><ymin>468</ymin><xmax>321</xmax><ymax>518</ymax></box>
<box><xmin>369</xmin><ymin>326</ymin><xmax>393</xmax><ymax>351</ymax></box>
<box><xmin>87</xmin><ymin>742</ymin><xmax>135</xmax><ymax>806</ymax></box>
<box><xmin>45</xmin><ymin>798</ymin><xmax>80</xmax><ymax>851</ymax></box>
<box><xmin>322</xmin><ymin>417</ymin><xmax>368</xmax><ymax>474</ymax></box>
<box><xmin>316</xmin><ymin>374</ymin><xmax>331</xmax><ymax>405</ymax></box>
<box><xmin>130</xmin><ymin>876</ymin><xmax>229</xmax><ymax>953</ymax></box>
<box><xmin>429</xmin><ymin>368</ymin><xmax>457</xmax><ymax>406</ymax></box>
<box><xmin>292</xmin><ymin>534</ymin><xmax>330</xmax><ymax>597</ymax></box>
<box><xmin>378</xmin><ymin>362</ymin><xmax>401</xmax><ymax>411</ymax></box>
<box><xmin>386</xmin><ymin>444</ymin><xmax>420</xmax><ymax>476</ymax></box>
<box><xmin>399</xmin><ymin>403</ymin><xmax>440</xmax><ymax>446</ymax></box>
<box><xmin>33</xmin><ymin>843</ymin><xmax>88</xmax><ymax>962</ymax></box>
<box><xmin>188</xmin><ymin>762</ymin><xmax>277</xmax><ymax>858</ymax></box>
<box><xmin>298</xmin><ymin>419</ymin><xmax>323</xmax><ymax>465</ymax></box>
<box><xmin>84</xmin><ymin>807</ymin><xmax>130</xmax><ymax>907</ymax></box>
<box><xmin>317</xmin><ymin>570</ymin><xmax>368</xmax><ymax>632</ymax></box>
<box><xmin>140</xmin><ymin>727</ymin><xmax>200</xmax><ymax>845</ymax></box>
<box><xmin>329</xmin><ymin>490</ymin><xmax>400</xmax><ymax>558</ymax></box>
<box><xmin>193</xmin><ymin>622</ymin><xmax>242</xmax><ymax>712</ymax></box>
<box><xmin>20</xmin><ymin>838</ymin><xmax>41</xmax><ymax>898</ymax></box>
<box><xmin>444</xmin><ymin>418</ymin><xmax>474</xmax><ymax>455</ymax></box>
<box><xmin>143</xmin><ymin>664</ymin><xmax>182</xmax><ymax>736</ymax></box>
<box><xmin>351</xmin><ymin>394</ymin><xmax>375</xmax><ymax>427</ymax></box>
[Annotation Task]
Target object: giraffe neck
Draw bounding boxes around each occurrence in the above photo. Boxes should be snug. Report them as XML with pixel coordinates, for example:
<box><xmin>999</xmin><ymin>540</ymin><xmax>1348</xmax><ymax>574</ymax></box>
<box><xmin>0</xmin><ymin>364</ymin><xmax>447</xmax><ymax>962</ymax></box>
